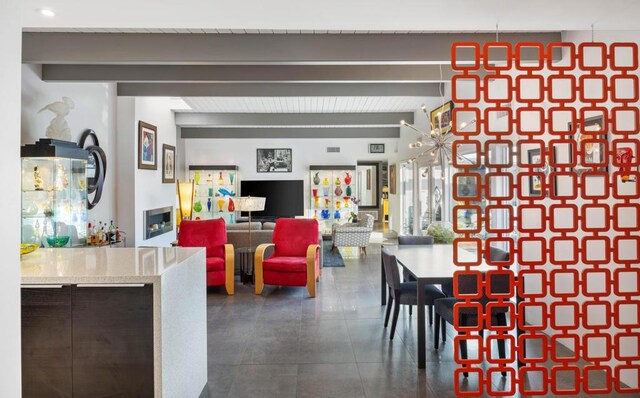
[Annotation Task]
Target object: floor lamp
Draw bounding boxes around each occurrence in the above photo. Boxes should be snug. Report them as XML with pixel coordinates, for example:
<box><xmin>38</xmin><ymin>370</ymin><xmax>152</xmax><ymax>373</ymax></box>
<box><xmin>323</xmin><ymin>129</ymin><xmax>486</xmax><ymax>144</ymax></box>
<box><xmin>236</xmin><ymin>196</ymin><xmax>266</xmax><ymax>249</ymax></box>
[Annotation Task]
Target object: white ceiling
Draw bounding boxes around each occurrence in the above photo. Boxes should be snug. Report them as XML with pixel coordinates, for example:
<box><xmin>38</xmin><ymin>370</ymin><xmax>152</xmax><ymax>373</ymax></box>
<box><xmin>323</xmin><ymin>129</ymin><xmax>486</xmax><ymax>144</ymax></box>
<box><xmin>22</xmin><ymin>0</ymin><xmax>640</xmax><ymax>31</ymax></box>
<box><xmin>181</xmin><ymin>97</ymin><xmax>428</xmax><ymax>113</ymax></box>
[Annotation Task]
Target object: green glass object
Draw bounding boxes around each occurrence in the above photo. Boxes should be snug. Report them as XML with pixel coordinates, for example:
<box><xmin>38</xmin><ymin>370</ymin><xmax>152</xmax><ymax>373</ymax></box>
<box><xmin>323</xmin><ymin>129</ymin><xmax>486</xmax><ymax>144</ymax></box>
<box><xmin>193</xmin><ymin>200</ymin><xmax>203</xmax><ymax>212</ymax></box>
<box><xmin>194</xmin><ymin>171</ymin><xmax>201</xmax><ymax>185</ymax></box>
<box><xmin>346</xmin><ymin>185</ymin><xmax>352</xmax><ymax>197</ymax></box>
<box><xmin>313</xmin><ymin>172</ymin><xmax>320</xmax><ymax>185</ymax></box>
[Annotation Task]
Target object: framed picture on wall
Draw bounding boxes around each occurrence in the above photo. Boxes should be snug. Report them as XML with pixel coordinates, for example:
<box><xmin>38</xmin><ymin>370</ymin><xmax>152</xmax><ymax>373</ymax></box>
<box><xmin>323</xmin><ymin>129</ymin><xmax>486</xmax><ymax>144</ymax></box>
<box><xmin>570</xmin><ymin>115</ymin><xmax>608</xmax><ymax>175</ymax></box>
<box><xmin>162</xmin><ymin>144</ymin><xmax>175</xmax><ymax>183</ymax></box>
<box><xmin>138</xmin><ymin>121</ymin><xmax>157</xmax><ymax>170</ymax></box>
<box><xmin>369</xmin><ymin>143</ymin><xmax>385</xmax><ymax>153</ymax></box>
<box><xmin>431</xmin><ymin>101</ymin><xmax>454</xmax><ymax>135</ymax></box>
<box><xmin>257</xmin><ymin>148</ymin><xmax>292</xmax><ymax>173</ymax></box>
<box><xmin>389</xmin><ymin>164</ymin><xmax>397</xmax><ymax>195</ymax></box>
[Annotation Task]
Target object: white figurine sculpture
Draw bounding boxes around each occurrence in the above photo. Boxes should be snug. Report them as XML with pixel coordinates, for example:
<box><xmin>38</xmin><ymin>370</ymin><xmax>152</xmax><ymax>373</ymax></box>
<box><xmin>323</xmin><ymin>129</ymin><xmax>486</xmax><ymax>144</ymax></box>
<box><xmin>38</xmin><ymin>97</ymin><xmax>75</xmax><ymax>141</ymax></box>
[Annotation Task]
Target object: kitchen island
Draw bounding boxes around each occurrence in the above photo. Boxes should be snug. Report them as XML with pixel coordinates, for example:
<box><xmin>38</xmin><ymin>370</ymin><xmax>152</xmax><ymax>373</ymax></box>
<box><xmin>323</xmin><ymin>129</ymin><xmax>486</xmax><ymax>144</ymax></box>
<box><xmin>21</xmin><ymin>247</ymin><xmax>207</xmax><ymax>398</ymax></box>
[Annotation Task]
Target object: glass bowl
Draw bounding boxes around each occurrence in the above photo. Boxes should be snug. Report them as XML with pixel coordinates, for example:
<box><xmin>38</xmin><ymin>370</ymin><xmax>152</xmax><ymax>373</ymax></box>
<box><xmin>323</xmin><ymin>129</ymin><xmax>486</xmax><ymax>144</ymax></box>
<box><xmin>46</xmin><ymin>236</ymin><xmax>70</xmax><ymax>248</ymax></box>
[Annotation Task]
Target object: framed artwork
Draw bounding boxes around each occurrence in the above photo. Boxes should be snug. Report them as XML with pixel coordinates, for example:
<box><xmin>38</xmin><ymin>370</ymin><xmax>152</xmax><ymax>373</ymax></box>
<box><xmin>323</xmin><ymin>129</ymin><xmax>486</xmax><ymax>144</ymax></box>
<box><xmin>257</xmin><ymin>148</ymin><xmax>292</xmax><ymax>173</ymax></box>
<box><xmin>162</xmin><ymin>144</ymin><xmax>175</xmax><ymax>183</ymax></box>
<box><xmin>389</xmin><ymin>164</ymin><xmax>397</xmax><ymax>195</ymax></box>
<box><xmin>570</xmin><ymin>115</ymin><xmax>608</xmax><ymax>175</ymax></box>
<box><xmin>431</xmin><ymin>101</ymin><xmax>454</xmax><ymax>135</ymax></box>
<box><xmin>369</xmin><ymin>143</ymin><xmax>385</xmax><ymax>153</ymax></box>
<box><xmin>138</xmin><ymin>121</ymin><xmax>157</xmax><ymax>170</ymax></box>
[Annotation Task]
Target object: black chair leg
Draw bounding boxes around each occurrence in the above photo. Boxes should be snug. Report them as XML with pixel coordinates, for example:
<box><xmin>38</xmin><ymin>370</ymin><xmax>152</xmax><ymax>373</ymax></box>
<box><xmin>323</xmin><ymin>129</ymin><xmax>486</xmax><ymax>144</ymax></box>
<box><xmin>459</xmin><ymin>334</ymin><xmax>469</xmax><ymax>377</ymax></box>
<box><xmin>384</xmin><ymin>296</ymin><xmax>394</xmax><ymax>327</ymax></box>
<box><xmin>434</xmin><ymin>312</ymin><xmax>441</xmax><ymax>349</ymax></box>
<box><xmin>428</xmin><ymin>305</ymin><xmax>433</xmax><ymax>325</ymax></box>
<box><xmin>441</xmin><ymin>317</ymin><xmax>446</xmax><ymax>344</ymax></box>
<box><xmin>390</xmin><ymin>301</ymin><xmax>400</xmax><ymax>340</ymax></box>
<box><xmin>409</xmin><ymin>305</ymin><xmax>412</xmax><ymax>317</ymax></box>
<box><xmin>496</xmin><ymin>312</ymin><xmax>507</xmax><ymax>377</ymax></box>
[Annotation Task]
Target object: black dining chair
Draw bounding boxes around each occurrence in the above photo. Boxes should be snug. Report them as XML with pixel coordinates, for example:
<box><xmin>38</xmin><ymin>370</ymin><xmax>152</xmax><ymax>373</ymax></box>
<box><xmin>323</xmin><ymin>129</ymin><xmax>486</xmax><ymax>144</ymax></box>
<box><xmin>381</xmin><ymin>247</ymin><xmax>446</xmax><ymax>340</ymax></box>
<box><xmin>440</xmin><ymin>246</ymin><xmax>511</xmax><ymax>297</ymax></box>
<box><xmin>397</xmin><ymin>235</ymin><xmax>435</xmax><ymax>320</ymax></box>
<box><xmin>434</xmin><ymin>247</ymin><xmax>511</xmax><ymax>377</ymax></box>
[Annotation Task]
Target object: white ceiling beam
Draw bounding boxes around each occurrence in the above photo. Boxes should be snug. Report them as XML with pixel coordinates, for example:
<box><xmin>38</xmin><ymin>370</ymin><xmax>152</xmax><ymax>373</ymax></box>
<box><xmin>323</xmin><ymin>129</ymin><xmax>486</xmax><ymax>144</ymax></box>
<box><xmin>181</xmin><ymin>127</ymin><xmax>399</xmax><ymax>139</ymax></box>
<box><xmin>42</xmin><ymin>64</ymin><xmax>462</xmax><ymax>82</ymax></box>
<box><xmin>116</xmin><ymin>83</ymin><xmax>441</xmax><ymax>97</ymax></box>
<box><xmin>175</xmin><ymin>112</ymin><xmax>413</xmax><ymax>127</ymax></box>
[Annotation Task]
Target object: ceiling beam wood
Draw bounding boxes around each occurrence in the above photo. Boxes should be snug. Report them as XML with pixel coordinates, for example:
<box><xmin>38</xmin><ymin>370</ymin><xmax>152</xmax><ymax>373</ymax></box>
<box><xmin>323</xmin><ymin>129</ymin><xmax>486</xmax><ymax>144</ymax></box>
<box><xmin>175</xmin><ymin>112</ymin><xmax>413</xmax><ymax>127</ymax></box>
<box><xmin>117</xmin><ymin>82</ymin><xmax>441</xmax><ymax>97</ymax></box>
<box><xmin>24</xmin><ymin>32</ymin><xmax>562</xmax><ymax>65</ymax></box>
<box><xmin>181</xmin><ymin>127</ymin><xmax>399</xmax><ymax>139</ymax></box>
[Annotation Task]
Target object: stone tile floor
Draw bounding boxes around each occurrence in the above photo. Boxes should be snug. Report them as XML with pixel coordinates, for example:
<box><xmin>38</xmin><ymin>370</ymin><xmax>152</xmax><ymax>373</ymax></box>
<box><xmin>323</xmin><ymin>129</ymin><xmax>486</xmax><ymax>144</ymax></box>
<box><xmin>200</xmin><ymin>242</ymin><xmax>634</xmax><ymax>398</ymax></box>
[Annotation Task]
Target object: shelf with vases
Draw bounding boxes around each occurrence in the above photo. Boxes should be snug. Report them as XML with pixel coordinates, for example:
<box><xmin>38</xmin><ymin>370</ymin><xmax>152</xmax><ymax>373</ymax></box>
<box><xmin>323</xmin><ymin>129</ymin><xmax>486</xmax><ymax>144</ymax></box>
<box><xmin>309</xmin><ymin>165</ymin><xmax>357</xmax><ymax>228</ymax></box>
<box><xmin>189</xmin><ymin>165</ymin><xmax>239</xmax><ymax>222</ymax></box>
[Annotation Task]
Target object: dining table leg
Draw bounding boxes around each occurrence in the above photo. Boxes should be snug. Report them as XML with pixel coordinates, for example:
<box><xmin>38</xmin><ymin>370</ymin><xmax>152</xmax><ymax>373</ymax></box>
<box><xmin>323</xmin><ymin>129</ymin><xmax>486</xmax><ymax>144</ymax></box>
<box><xmin>417</xmin><ymin>278</ymin><xmax>426</xmax><ymax>369</ymax></box>
<box><xmin>380</xmin><ymin>249</ymin><xmax>386</xmax><ymax>305</ymax></box>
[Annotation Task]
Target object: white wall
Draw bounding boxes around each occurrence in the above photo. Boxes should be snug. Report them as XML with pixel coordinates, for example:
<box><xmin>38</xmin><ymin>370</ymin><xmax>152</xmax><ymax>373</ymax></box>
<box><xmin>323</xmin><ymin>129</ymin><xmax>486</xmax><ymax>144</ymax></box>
<box><xmin>117</xmin><ymin>97</ymin><xmax>178</xmax><ymax>247</ymax></box>
<box><xmin>21</xmin><ymin>64</ymin><xmax>118</xmax><ymax>223</ymax></box>
<box><xmin>0</xmin><ymin>0</ymin><xmax>22</xmax><ymax>395</ymax></box>
<box><xmin>184</xmin><ymin>137</ymin><xmax>397</xmax><ymax>216</ymax></box>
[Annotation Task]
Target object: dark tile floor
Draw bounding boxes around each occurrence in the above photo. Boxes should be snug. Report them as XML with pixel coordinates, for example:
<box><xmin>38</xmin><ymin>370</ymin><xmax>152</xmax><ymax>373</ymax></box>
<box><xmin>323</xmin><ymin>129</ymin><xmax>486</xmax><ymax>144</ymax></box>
<box><xmin>200</xmin><ymin>241</ymin><xmax>635</xmax><ymax>398</ymax></box>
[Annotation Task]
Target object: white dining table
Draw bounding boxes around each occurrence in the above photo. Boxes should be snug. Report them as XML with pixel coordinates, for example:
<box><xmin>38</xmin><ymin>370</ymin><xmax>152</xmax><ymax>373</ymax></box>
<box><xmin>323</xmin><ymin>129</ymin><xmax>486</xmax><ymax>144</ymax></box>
<box><xmin>380</xmin><ymin>244</ymin><xmax>520</xmax><ymax>369</ymax></box>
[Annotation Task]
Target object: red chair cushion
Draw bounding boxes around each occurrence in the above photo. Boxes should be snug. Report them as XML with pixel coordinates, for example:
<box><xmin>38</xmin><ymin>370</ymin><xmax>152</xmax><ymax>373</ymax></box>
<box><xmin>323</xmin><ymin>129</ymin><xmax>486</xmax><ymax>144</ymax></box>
<box><xmin>178</xmin><ymin>219</ymin><xmax>227</xmax><ymax>258</ymax></box>
<box><xmin>206</xmin><ymin>257</ymin><xmax>225</xmax><ymax>272</ymax></box>
<box><xmin>263</xmin><ymin>256</ymin><xmax>307</xmax><ymax>273</ymax></box>
<box><xmin>272</xmin><ymin>218</ymin><xmax>318</xmax><ymax>257</ymax></box>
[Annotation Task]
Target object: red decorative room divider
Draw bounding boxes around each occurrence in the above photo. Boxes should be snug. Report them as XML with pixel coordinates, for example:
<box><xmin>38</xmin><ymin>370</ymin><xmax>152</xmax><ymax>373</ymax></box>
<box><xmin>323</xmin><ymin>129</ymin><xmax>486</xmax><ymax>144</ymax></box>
<box><xmin>450</xmin><ymin>42</ymin><xmax>640</xmax><ymax>396</ymax></box>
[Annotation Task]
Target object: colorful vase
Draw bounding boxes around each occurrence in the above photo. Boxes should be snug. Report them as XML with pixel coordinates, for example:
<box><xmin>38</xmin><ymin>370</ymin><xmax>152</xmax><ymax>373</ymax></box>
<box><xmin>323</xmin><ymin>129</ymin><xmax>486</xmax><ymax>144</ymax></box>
<box><xmin>218</xmin><ymin>172</ymin><xmax>224</xmax><ymax>184</ymax></box>
<box><xmin>324</xmin><ymin>198</ymin><xmax>330</xmax><ymax>208</ymax></box>
<box><xmin>312</xmin><ymin>210</ymin><xmax>318</xmax><ymax>220</ymax></box>
<box><xmin>208</xmin><ymin>187</ymin><xmax>214</xmax><ymax>196</ymax></box>
<box><xmin>346</xmin><ymin>185</ymin><xmax>352</xmax><ymax>197</ymax></box>
<box><xmin>323</xmin><ymin>177</ymin><xmax>329</xmax><ymax>185</ymax></box>
<box><xmin>229</xmin><ymin>214</ymin><xmax>234</xmax><ymax>223</ymax></box>
<box><xmin>334</xmin><ymin>210</ymin><xmax>340</xmax><ymax>219</ymax></box>
<box><xmin>228</xmin><ymin>198</ymin><xmax>235</xmax><ymax>212</ymax></box>
<box><xmin>335</xmin><ymin>177</ymin><xmax>341</xmax><ymax>185</ymax></box>
<box><xmin>193</xmin><ymin>200</ymin><xmax>202</xmax><ymax>213</ymax></box>
<box><xmin>323</xmin><ymin>187</ymin><xmax>330</xmax><ymax>196</ymax></box>
<box><xmin>314</xmin><ymin>196</ymin><xmax>320</xmax><ymax>207</ymax></box>
<box><xmin>229</xmin><ymin>173</ymin><xmax>234</xmax><ymax>185</ymax></box>
<box><xmin>217</xmin><ymin>199</ymin><xmax>225</xmax><ymax>212</ymax></box>
<box><xmin>312</xmin><ymin>188</ymin><xmax>318</xmax><ymax>197</ymax></box>
<box><xmin>313</xmin><ymin>172</ymin><xmax>321</xmax><ymax>185</ymax></box>
<box><xmin>343</xmin><ymin>197</ymin><xmax>350</xmax><ymax>208</ymax></box>
<box><xmin>344</xmin><ymin>172</ymin><xmax>352</xmax><ymax>185</ymax></box>
<box><xmin>334</xmin><ymin>185</ymin><xmax>343</xmax><ymax>196</ymax></box>
<box><xmin>336</xmin><ymin>200</ymin><xmax>341</xmax><ymax>209</ymax></box>
<box><xmin>194</xmin><ymin>171</ymin><xmax>201</xmax><ymax>185</ymax></box>
<box><xmin>207</xmin><ymin>197</ymin><xmax>212</xmax><ymax>212</ymax></box>
<box><xmin>321</xmin><ymin>209</ymin><xmax>330</xmax><ymax>219</ymax></box>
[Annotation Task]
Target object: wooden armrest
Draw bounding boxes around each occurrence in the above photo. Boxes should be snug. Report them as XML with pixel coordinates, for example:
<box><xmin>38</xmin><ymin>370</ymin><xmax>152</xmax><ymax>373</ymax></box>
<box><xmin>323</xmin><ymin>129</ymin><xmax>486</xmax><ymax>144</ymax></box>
<box><xmin>306</xmin><ymin>244</ymin><xmax>320</xmax><ymax>298</ymax></box>
<box><xmin>224</xmin><ymin>244</ymin><xmax>234</xmax><ymax>295</ymax></box>
<box><xmin>254</xmin><ymin>243</ymin><xmax>275</xmax><ymax>295</ymax></box>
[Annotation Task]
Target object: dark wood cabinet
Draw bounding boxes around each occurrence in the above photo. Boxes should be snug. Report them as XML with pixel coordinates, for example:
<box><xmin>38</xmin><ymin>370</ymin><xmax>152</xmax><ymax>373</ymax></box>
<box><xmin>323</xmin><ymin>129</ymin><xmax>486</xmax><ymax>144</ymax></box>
<box><xmin>22</xmin><ymin>285</ymin><xmax>154</xmax><ymax>398</ymax></box>
<box><xmin>21</xmin><ymin>286</ymin><xmax>73</xmax><ymax>398</ymax></box>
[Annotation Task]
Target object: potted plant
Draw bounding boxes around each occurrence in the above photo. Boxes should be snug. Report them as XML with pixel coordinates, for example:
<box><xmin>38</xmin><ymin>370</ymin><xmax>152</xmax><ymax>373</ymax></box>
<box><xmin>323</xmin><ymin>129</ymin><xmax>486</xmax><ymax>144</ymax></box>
<box><xmin>347</xmin><ymin>212</ymin><xmax>359</xmax><ymax>223</ymax></box>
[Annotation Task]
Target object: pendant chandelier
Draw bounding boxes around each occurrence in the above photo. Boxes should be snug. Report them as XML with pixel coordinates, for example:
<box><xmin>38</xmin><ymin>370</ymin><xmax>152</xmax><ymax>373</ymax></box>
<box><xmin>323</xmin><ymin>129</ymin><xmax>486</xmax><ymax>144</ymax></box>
<box><xmin>400</xmin><ymin>105</ymin><xmax>476</xmax><ymax>180</ymax></box>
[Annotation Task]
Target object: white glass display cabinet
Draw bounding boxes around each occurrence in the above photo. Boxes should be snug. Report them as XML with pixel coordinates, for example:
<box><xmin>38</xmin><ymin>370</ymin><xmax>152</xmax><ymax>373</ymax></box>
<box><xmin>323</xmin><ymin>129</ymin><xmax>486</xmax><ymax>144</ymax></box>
<box><xmin>21</xmin><ymin>139</ymin><xmax>89</xmax><ymax>247</ymax></box>
<box><xmin>309</xmin><ymin>165</ymin><xmax>358</xmax><ymax>234</ymax></box>
<box><xmin>188</xmin><ymin>165</ymin><xmax>239</xmax><ymax>223</ymax></box>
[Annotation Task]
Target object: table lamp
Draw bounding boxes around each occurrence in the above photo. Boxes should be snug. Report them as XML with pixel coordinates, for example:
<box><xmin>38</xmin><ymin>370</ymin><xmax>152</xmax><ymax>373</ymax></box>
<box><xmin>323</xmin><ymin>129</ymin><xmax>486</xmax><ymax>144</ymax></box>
<box><xmin>177</xmin><ymin>179</ymin><xmax>195</xmax><ymax>227</ymax></box>
<box><xmin>236</xmin><ymin>196</ymin><xmax>266</xmax><ymax>249</ymax></box>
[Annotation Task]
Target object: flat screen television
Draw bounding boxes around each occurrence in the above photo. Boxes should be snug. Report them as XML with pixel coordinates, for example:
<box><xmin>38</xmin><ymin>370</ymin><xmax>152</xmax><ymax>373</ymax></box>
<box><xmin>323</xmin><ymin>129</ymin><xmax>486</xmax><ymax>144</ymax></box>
<box><xmin>240</xmin><ymin>180</ymin><xmax>304</xmax><ymax>219</ymax></box>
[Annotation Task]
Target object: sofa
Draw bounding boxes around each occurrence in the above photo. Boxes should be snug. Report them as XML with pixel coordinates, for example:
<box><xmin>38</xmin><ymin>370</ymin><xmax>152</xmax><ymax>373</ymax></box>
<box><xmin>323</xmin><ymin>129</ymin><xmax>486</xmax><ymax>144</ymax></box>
<box><xmin>226</xmin><ymin>221</ymin><xmax>323</xmax><ymax>273</ymax></box>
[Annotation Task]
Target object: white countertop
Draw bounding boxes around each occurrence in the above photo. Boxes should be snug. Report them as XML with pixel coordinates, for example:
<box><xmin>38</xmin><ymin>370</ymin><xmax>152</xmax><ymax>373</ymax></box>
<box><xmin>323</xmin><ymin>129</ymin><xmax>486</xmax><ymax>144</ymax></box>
<box><xmin>21</xmin><ymin>247</ymin><xmax>205</xmax><ymax>285</ymax></box>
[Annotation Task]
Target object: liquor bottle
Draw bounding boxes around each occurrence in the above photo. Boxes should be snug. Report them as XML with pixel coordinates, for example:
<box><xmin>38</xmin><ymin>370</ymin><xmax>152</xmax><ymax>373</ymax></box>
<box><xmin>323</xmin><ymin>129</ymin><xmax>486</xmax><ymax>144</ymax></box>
<box><xmin>87</xmin><ymin>222</ymin><xmax>93</xmax><ymax>245</ymax></box>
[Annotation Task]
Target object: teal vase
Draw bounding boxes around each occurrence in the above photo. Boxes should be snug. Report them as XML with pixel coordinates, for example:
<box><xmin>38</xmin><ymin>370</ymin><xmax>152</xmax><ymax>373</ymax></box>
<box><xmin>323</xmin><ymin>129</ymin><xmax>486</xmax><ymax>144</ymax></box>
<box><xmin>346</xmin><ymin>185</ymin><xmax>352</xmax><ymax>197</ymax></box>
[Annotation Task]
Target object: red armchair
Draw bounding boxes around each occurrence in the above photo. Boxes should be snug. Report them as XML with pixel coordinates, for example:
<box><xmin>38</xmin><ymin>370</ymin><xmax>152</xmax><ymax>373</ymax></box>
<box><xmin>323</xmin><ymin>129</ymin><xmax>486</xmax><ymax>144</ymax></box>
<box><xmin>178</xmin><ymin>219</ymin><xmax>235</xmax><ymax>295</ymax></box>
<box><xmin>254</xmin><ymin>218</ymin><xmax>320</xmax><ymax>298</ymax></box>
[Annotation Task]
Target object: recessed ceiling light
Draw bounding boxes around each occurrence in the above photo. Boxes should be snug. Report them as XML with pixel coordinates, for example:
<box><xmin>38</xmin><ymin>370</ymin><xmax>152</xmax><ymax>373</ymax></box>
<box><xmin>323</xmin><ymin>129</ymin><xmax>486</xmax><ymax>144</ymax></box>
<box><xmin>39</xmin><ymin>8</ymin><xmax>56</xmax><ymax>17</ymax></box>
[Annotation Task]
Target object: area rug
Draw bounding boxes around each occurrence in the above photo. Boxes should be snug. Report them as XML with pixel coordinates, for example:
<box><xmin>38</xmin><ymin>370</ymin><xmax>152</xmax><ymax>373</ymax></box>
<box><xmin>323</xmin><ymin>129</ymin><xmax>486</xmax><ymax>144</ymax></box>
<box><xmin>322</xmin><ymin>241</ymin><xmax>345</xmax><ymax>267</ymax></box>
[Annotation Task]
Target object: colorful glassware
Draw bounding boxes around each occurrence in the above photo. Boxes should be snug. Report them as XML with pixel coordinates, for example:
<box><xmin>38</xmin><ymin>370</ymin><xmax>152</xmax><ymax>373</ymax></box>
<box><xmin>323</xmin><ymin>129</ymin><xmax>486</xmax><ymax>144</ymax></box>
<box><xmin>323</xmin><ymin>177</ymin><xmax>329</xmax><ymax>185</ymax></box>
<box><xmin>229</xmin><ymin>173</ymin><xmax>234</xmax><ymax>185</ymax></box>
<box><xmin>324</xmin><ymin>198</ymin><xmax>330</xmax><ymax>208</ymax></box>
<box><xmin>336</xmin><ymin>200</ymin><xmax>341</xmax><ymax>209</ymax></box>
<box><xmin>344</xmin><ymin>172</ymin><xmax>352</xmax><ymax>185</ymax></box>
<box><xmin>217</xmin><ymin>199</ymin><xmax>225</xmax><ymax>212</ymax></box>
<box><xmin>194</xmin><ymin>171</ymin><xmax>201</xmax><ymax>185</ymax></box>
<box><xmin>314</xmin><ymin>196</ymin><xmax>320</xmax><ymax>207</ymax></box>
<box><xmin>228</xmin><ymin>197</ymin><xmax>235</xmax><ymax>212</ymax></box>
<box><xmin>343</xmin><ymin>197</ymin><xmax>350</xmax><ymax>208</ymax></box>
<box><xmin>313</xmin><ymin>172</ymin><xmax>321</xmax><ymax>185</ymax></box>
<box><xmin>218</xmin><ymin>172</ymin><xmax>224</xmax><ymax>184</ymax></box>
<box><xmin>320</xmin><ymin>209</ymin><xmax>330</xmax><ymax>219</ymax></box>
<box><xmin>207</xmin><ymin>197</ymin><xmax>212</xmax><ymax>212</ymax></box>
<box><xmin>335</xmin><ymin>177</ymin><xmax>341</xmax><ymax>185</ymax></box>
<box><xmin>312</xmin><ymin>188</ymin><xmax>318</xmax><ymax>197</ymax></box>
<box><xmin>334</xmin><ymin>185</ymin><xmax>343</xmax><ymax>196</ymax></box>
<box><xmin>346</xmin><ymin>185</ymin><xmax>352</xmax><ymax>197</ymax></box>
<box><xmin>333</xmin><ymin>210</ymin><xmax>340</xmax><ymax>219</ymax></box>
